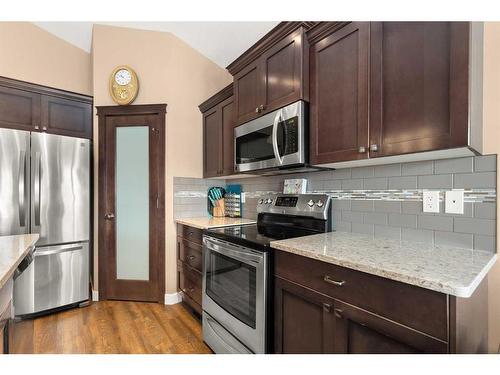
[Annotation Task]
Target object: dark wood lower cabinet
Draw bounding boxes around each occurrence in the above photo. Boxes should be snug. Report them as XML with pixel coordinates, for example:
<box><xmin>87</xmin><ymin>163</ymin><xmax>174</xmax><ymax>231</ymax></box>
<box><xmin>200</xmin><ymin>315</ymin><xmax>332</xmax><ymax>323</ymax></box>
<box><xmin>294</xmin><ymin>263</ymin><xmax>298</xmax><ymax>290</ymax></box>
<box><xmin>274</xmin><ymin>250</ymin><xmax>487</xmax><ymax>354</ymax></box>
<box><xmin>177</xmin><ymin>224</ymin><xmax>203</xmax><ymax>316</ymax></box>
<box><xmin>274</xmin><ymin>277</ymin><xmax>337</xmax><ymax>354</ymax></box>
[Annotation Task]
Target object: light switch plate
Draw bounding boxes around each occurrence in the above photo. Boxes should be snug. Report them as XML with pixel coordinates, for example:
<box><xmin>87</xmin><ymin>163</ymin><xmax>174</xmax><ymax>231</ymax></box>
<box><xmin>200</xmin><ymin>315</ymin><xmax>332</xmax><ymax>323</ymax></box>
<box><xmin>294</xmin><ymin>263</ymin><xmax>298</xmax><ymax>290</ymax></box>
<box><xmin>423</xmin><ymin>191</ymin><xmax>440</xmax><ymax>213</ymax></box>
<box><xmin>445</xmin><ymin>190</ymin><xmax>464</xmax><ymax>214</ymax></box>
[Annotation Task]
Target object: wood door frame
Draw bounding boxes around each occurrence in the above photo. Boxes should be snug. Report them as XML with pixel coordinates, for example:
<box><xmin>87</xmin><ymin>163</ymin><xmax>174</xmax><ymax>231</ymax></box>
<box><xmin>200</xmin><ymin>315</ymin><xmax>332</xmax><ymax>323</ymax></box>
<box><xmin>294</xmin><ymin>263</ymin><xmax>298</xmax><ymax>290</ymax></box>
<box><xmin>96</xmin><ymin>104</ymin><xmax>166</xmax><ymax>303</ymax></box>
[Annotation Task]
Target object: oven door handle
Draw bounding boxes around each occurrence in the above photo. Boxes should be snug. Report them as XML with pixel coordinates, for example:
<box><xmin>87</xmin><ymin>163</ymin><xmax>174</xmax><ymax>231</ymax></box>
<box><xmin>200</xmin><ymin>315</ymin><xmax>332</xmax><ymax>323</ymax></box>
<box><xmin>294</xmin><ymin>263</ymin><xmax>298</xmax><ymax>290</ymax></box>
<box><xmin>204</xmin><ymin>237</ymin><xmax>263</xmax><ymax>266</ymax></box>
<box><xmin>272</xmin><ymin>109</ymin><xmax>283</xmax><ymax>166</ymax></box>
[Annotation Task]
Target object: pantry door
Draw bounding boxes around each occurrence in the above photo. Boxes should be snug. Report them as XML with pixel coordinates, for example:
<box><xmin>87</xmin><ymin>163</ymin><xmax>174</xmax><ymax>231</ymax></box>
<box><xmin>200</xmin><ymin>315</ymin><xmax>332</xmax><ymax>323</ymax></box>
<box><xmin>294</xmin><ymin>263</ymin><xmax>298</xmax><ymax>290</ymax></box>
<box><xmin>97</xmin><ymin>104</ymin><xmax>166</xmax><ymax>302</ymax></box>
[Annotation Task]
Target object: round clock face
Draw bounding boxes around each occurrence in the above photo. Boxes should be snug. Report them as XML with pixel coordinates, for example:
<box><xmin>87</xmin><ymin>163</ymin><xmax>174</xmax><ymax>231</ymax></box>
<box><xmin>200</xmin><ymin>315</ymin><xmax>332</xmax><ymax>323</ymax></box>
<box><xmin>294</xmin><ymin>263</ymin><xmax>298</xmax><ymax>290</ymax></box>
<box><xmin>115</xmin><ymin>69</ymin><xmax>132</xmax><ymax>86</ymax></box>
<box><xmin>109</xmin><ymin>65</ymin><xmax>139</xmax><ymax>105</ymax></box>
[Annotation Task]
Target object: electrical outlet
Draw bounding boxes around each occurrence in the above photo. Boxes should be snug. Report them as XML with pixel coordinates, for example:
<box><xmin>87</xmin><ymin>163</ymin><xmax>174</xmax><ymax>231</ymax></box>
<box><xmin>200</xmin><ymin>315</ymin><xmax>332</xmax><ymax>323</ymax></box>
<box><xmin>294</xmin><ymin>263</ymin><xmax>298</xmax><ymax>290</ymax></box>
<box><xmin>423</xmin><ymin>191</ymin><xmax>440</xmax><ymax>213</ymax></box>
<box><xmin>445</xmin><ymin>190</ymin><xmax>464</xmax><ymax>214</ymax></box>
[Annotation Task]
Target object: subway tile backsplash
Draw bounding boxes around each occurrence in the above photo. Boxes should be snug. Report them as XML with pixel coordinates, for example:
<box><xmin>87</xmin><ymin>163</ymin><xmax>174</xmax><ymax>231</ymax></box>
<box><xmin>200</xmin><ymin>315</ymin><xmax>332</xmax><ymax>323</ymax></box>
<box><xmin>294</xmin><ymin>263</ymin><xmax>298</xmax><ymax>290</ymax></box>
<box><xmin>174</xmin><ymin>155</ymin><xmax>497</xmax><ymax>252</ymax></box>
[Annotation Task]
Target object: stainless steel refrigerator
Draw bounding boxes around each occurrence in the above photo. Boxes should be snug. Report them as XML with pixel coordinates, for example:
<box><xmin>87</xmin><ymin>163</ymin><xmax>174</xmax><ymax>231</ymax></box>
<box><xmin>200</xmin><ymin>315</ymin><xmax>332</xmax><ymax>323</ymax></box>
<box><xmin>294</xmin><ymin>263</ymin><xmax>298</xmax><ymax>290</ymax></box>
<box><xmin>0</xmin><ymin>128</ymin><xmax>90</xmax><ymax>317</ymax></box>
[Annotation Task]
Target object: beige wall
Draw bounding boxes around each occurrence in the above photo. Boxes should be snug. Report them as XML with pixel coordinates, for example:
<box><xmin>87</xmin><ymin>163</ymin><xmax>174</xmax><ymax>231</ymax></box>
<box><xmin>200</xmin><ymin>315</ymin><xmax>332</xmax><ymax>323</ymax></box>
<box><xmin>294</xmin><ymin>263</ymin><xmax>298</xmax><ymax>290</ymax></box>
<box><xmin>91</xmin><ymin>24</ymin><xmax>232</xmax><ymax>295</ymax></box>
<box><xmin>483</xmin><ymin>22</ymin><xmax>500</xmax><ymax>354</ymax></box>
<box><xmin>0</xmin><ymin>22</ymin><xmax>91</xmax><ymax>95</ymax></box>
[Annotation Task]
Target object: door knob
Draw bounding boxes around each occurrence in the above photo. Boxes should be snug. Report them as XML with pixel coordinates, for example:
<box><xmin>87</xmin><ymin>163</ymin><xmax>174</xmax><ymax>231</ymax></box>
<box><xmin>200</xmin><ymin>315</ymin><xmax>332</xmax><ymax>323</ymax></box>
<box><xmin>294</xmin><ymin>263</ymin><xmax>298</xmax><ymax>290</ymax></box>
<box><xmin>104</xmin><ymin>213</ymin><xmax>115</xmax><ymax>220</ymax></box>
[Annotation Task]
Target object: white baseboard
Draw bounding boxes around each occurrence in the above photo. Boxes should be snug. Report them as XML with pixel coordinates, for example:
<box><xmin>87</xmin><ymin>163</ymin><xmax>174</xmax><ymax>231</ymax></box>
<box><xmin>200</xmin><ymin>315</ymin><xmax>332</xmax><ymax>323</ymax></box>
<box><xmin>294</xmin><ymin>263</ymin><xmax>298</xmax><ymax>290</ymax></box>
<box><xmin>92</xmin><ymin>290</ymin><xmax>99</xmax><ymax>301</ymax></box>
<box><xmin>164</xmin><ymin>292</ymin><xmax>182</xmax><ymax>305</ymax></box>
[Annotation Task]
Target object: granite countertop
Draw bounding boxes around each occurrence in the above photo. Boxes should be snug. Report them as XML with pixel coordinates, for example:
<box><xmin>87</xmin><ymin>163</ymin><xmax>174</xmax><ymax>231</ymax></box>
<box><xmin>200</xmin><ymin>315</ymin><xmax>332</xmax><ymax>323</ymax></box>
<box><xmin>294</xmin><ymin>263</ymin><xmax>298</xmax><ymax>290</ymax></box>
<box><xmin>175</xmin><ymin>217</ymin><xmax>257</xmax><ymax>230</ymax></box>
<box><xmin>0</xmin><ymin>234</ymin><xmax>39</xmax><ymax>289</ymax></box>
<box><xmin>271</xmin><ymin>231</ymin><xmax>497</xmax><ymax>298</ymax></box>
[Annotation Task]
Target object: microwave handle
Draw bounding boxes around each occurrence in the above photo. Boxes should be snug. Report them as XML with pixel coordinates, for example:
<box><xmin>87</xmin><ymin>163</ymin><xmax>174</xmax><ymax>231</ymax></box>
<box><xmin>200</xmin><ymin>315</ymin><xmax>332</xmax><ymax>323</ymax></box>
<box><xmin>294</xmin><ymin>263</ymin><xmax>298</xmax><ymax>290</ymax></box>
<box><xmin>272</xmin><ymin>109</ymin><xmax>283</xmax><ymax>165</ymax></box>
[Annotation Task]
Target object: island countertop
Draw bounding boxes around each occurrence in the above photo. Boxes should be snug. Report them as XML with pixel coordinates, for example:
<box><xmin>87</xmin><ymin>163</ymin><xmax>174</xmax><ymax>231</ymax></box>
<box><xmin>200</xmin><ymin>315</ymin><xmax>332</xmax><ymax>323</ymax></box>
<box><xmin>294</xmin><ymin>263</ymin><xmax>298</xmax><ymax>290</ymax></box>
<box><xmin>0</xmin><ymin>234</ymin><xmax>39</xmax><ymax>289</ymax></box>
<box><xmin>270</xmin><ymin>231</ymin><xmax>497</xmax><ymax>298</ymax></box>
<box><xmin>175</xmin><ymin>217</ymin><xmax>256</xmax><ymax>230</ymax></box>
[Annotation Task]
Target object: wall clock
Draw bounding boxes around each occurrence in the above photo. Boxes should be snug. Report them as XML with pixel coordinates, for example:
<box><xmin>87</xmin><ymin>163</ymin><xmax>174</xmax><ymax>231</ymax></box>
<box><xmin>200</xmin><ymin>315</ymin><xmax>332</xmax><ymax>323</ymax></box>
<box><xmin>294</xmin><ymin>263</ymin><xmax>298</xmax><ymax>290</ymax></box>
<box><xmin>109</xmin><ymin>65</ymin><xmax>139</xmax><ymax>105</ymax></box>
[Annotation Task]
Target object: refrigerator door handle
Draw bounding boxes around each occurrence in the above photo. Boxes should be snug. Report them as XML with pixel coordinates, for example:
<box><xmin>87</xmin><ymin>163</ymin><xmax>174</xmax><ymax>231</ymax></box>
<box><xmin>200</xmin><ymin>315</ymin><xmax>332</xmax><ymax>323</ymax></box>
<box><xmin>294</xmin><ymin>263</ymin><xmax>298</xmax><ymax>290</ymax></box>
<box><xmin>34</xmin><ymin>151</ymin><xmax>41</xmax><ymax>226</ymax></box>
<box><xmin>18</xmin><ymin>150</ymin><xmax>27</xmax><ymax>227</ymax></box>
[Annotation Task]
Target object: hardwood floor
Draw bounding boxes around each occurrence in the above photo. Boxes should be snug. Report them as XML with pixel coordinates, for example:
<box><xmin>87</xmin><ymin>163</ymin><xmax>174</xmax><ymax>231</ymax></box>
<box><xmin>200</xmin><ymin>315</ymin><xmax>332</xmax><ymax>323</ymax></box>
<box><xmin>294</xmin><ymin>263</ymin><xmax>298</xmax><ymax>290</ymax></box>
<box><xmin>11</xmin><ymin>301</ymin><xmax>212</xmax><ymax>354</ymax></box>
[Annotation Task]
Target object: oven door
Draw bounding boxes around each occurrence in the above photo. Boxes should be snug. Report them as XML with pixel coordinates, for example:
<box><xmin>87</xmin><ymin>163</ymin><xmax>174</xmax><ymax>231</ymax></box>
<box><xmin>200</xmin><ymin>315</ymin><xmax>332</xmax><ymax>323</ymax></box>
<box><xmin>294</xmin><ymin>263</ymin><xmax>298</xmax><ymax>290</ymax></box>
<box><xmin>202</xmin><ymin>236</ymin><xmax>267</xmax><ymax>353</ymax></box>
<box><xmin>234</xmin><ymin>100</ymin><xmax>305</xmax><ymax>173</ymax></box>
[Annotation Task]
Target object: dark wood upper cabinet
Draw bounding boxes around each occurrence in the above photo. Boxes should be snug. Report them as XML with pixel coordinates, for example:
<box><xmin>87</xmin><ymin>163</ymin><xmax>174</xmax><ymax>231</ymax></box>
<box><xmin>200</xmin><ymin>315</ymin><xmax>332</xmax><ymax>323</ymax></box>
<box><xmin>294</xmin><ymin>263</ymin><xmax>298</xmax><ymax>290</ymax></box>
<box><xmin>0</xmin><ymin>76</ymin><xmax>93</xmax><ymax>139</ymax></box>
<box><xmin>228</xmin><ymin>23</ymin><xmax>314</xmax><ymax>125</ymax></box>
<box><xmin>42</xmin><ymin>96</ymin><xmax>92</xmax><ymax>139</ymax></box>
<box><xmin>221</xmin><ymin>97</ymin><xmax>235</xmax><ymax>176</ymax></box>
<box><xmin>369</xmin><ymin>22</ymin><xmax>470</xmax><ymax>157</ymax></box>
<box><xmin>0</xmin><ymin>85</ymin><xmax>41</xmax><ymax>132</ymax></box>
<box><xmin>200</xmin><ymin>84</ymin><xmax>234</xmax><ymax>178</ymax></box>
<box><xmin>309</xmin><ymin>22</ymin><xmax>370</xmax><ymax>164</ymax></box>
<box><xmin>233</xmin><ymin>63</ymin><xmax>262</xmax><ymax>125</ymax></box>
<box><xmin>203</xmin><ymin>107</ymin><xmax>222</xmax><ymax>178</ymax></box>
<box><xmin>261</xmin><ymin>28</ymin><xmax>308</xmax><ymax>114</ymax></box>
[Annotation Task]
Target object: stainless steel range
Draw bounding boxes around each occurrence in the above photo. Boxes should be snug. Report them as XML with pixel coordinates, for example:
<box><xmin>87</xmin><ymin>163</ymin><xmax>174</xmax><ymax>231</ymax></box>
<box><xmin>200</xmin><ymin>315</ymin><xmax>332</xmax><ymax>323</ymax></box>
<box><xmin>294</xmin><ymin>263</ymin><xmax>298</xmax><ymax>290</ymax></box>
<box><xmin>202</xmin><ymin>194</ymin><xmax>332</xmax><ymax>354</ymax></box>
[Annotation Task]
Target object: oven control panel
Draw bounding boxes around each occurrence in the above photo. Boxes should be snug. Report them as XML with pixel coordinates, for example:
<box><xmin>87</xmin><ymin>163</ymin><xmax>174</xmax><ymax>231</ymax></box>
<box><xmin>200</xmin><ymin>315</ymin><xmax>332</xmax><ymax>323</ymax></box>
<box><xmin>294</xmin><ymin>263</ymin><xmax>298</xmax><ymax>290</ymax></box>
<box><xmin>257</xmin><ymin>194</ymin><xmax>331</xmax><ymax>220</ymax></box>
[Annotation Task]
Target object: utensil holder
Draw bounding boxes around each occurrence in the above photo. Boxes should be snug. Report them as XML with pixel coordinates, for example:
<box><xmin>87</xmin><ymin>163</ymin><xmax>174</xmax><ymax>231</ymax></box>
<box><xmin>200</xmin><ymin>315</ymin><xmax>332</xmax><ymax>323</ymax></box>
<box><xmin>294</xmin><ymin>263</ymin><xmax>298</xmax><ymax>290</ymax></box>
<box><xmin>213</xmin><ymin>199</ymin><xmax>225</xmax><ymax>217</ymax></box>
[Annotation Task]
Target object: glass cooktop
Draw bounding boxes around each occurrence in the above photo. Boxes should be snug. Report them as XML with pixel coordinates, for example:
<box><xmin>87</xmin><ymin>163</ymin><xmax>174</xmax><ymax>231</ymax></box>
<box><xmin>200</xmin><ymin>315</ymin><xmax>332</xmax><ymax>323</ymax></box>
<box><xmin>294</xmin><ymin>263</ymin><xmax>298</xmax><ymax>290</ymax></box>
<box><xmin>205</xmin><ymin>223</ymin><xmax>322</xmax><ymax>251</ymax></box>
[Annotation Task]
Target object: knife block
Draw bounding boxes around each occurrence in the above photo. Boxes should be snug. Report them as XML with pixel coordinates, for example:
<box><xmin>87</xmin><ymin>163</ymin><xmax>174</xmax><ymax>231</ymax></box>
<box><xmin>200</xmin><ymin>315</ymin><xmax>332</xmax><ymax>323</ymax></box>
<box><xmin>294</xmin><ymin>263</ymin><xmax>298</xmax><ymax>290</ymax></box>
<box><xmin>213</xmin><ymin>199</ymin><xmax>225</xmax><ymax>217</ymax></box>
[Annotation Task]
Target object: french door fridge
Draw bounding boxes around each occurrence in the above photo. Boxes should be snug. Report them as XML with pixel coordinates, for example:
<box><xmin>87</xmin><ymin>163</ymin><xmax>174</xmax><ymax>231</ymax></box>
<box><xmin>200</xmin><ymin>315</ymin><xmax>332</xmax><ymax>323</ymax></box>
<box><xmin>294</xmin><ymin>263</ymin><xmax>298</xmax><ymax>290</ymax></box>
<box><xmin>0</xmin><ymin>128</ymin><xmax>90</xmax><ymax>316</ymax></box>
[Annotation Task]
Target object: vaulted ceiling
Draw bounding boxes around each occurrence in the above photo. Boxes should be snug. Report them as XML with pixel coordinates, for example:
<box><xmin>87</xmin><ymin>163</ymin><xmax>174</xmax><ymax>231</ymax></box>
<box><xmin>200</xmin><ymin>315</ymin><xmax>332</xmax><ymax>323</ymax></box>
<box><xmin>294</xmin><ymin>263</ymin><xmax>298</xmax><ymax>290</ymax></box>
<box><xmin>34</xmin><ymin>22</ymin><xmax>279</xmax><ymax>68</ymax></box>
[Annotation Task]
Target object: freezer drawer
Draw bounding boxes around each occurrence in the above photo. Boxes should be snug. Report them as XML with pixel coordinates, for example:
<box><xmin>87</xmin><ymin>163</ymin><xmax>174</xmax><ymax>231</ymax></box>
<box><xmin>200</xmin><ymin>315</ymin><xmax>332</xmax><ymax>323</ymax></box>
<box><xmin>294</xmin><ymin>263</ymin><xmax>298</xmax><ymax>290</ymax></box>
<box><xmin>13</xmin><ymin>242</ymin><xmax>89</xmax><ymax>316</ymax></box>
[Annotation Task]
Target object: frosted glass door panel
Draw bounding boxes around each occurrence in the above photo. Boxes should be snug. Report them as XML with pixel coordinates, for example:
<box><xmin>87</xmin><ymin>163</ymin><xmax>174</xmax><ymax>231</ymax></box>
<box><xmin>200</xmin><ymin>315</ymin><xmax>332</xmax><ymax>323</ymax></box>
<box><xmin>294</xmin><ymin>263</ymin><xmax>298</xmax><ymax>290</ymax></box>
<box><xmin>116</xmin><ymin>126</ymin><xmax>149</xmax><ymax>280</ymax></box>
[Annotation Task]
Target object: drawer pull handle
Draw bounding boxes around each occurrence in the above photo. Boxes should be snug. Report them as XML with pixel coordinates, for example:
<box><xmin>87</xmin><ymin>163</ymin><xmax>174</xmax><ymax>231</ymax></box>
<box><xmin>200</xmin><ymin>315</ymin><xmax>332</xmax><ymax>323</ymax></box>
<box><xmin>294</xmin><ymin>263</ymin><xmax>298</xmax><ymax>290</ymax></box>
<box><xmin>323</xmin><ymin>275</ymin><xmax>345</xmax><ymax>287</ymax></box>
<box><xmin>334</xmin><ymin>308</ymin><xmax>343</xmax><ymax>319</ymax></box>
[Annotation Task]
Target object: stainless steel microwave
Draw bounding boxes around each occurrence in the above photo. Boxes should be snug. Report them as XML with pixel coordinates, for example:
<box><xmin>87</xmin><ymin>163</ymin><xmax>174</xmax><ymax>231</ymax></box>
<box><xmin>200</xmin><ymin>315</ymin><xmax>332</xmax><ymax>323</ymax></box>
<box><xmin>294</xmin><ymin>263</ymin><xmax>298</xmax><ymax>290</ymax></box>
<box><xmin>235</xmin><ymin>100</ymin><xmax>315</xmax><ymax>174</ymax></box>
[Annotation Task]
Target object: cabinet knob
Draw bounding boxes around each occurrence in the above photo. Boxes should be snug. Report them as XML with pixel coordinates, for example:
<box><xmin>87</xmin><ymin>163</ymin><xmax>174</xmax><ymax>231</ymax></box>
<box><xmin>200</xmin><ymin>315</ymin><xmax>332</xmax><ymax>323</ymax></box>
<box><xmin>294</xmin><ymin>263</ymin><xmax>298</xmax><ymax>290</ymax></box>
<box><xmin>259</xmin><ymin>104</ymin><xmax>265</xmax><ymax>112</ymax></box>
<box><xmin>187</xmin><ymin>255</ymin><xmax>196</xmax><ymax>261</ymax></box>
<box><xmin>104</xmin><ymin>213</ymin><xmax>115</xmax><ymax>220</ymax></box>
<box><xmin>358</xmin><ymin>146</ymin><xmax>366</xmax><ymax>154</ymax></box>
<box><xmin>323</xmin><ymin>303</ymin><xmax>332</xmax><ymax>313</ymax></box>
<box><xmin>334</xmin><ymin>308</ymin><xmax>343</xmax><ymax>319</ymax></box>
<box><xmin>42</xmin><ymin>126</ymin><xmax>47</xmax><ymax>131</ymax></box>
<box><xmin>255</xmin><ymin>107</ymin><xmax>260</xmax><ymax>113</ymax></box>
<box><xmin>34</xmin><ymin>125</ymin><xmax>39</xmax><ymax>130</ymax></box>
<box><xmin>370</xmin><ymin>144</ymin><xmax>379</xmax><ymax>152</ymax></box>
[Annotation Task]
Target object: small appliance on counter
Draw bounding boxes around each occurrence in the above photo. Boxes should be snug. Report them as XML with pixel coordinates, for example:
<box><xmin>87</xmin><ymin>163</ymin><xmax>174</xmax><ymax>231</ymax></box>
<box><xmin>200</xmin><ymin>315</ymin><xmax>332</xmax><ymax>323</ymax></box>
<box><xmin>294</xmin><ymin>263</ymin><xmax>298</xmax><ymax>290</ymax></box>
<box><xmin>207</xmin><ymin>186</ymin><xmax>225</xmax><ymax>217</ymax></box>
<box><xmin>283</xmin><ymin>178</ymin><xmax>308</xmax><ymax>194</ymax></box>
<box><xmin>224</xmin><ymin>184</ymin><xmax>242</xmax><ymax>218</ymax></box>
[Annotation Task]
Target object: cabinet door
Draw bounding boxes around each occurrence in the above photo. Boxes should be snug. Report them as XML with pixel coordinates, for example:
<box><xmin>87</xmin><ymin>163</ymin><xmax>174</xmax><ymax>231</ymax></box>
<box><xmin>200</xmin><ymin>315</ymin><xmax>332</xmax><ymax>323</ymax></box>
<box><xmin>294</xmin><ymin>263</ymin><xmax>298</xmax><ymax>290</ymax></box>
<box><xmin>370</xmin><ymin>22</ymin><xmax>469</xmax><ymax>157</ymax></box>
<box><xmin>203</xmin><ymin>106</ymin><xmax>223</xmax><ymax>178</ymax></box>
<box><xmin>0</xmin><ymin>85</ymin><xmax>41</xmax><ymax>132</ymax></box>
<box><xmin>261</xmin><ymin>28</ymin><xmax>306</xmax><ymax>115</ymax></box>
<box><xmin>310</xmin><ymin>22</ymin><xmax>369</xmax><ymax>164</ymax></box>
<box><xmin>333</xmin><ymin>300</ymin><xmax>448</xmax><ymax>354</ymax></box>
<box><xmin>220</xmin><ymin>97</ymin><xmax>235</xmax><ymax>176</ymax></box>
<box><xmin>234</xmin><ymin>61</ymin><xmax>263</xmax><ymax>125</ymax></box>
<box><xmin>274</xmin><ymin>277</ymin><xmax>339</xmax><ymax>354</ymax></box>
<box><xmin>42</xmin><ymin>95</ymin><xmax>92</xmax><ymax>139</ymax></box>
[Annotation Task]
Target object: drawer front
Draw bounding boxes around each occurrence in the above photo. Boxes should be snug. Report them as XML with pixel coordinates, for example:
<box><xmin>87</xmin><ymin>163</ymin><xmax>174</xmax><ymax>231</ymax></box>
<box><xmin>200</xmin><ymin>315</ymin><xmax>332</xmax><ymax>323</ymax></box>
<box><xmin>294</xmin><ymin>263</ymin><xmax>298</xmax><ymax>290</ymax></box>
<box><xmin>177</xmin><ymin>224</ymin><xmax>203</xmax><ymax>245</ymax></box>
<box><xmin>178</xmin><ymin>261</ymin><xmax>202</xmax><ymax>306</ymax></box>
<box><xmin>178</xmin><ymin>238</ymin><xmax>203</xmax><ymax>272</ymax></box>
<box><xmin>275</xmin><ymin>250</ymin><xmax>448</xmax><ymax>341</ymax></box>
